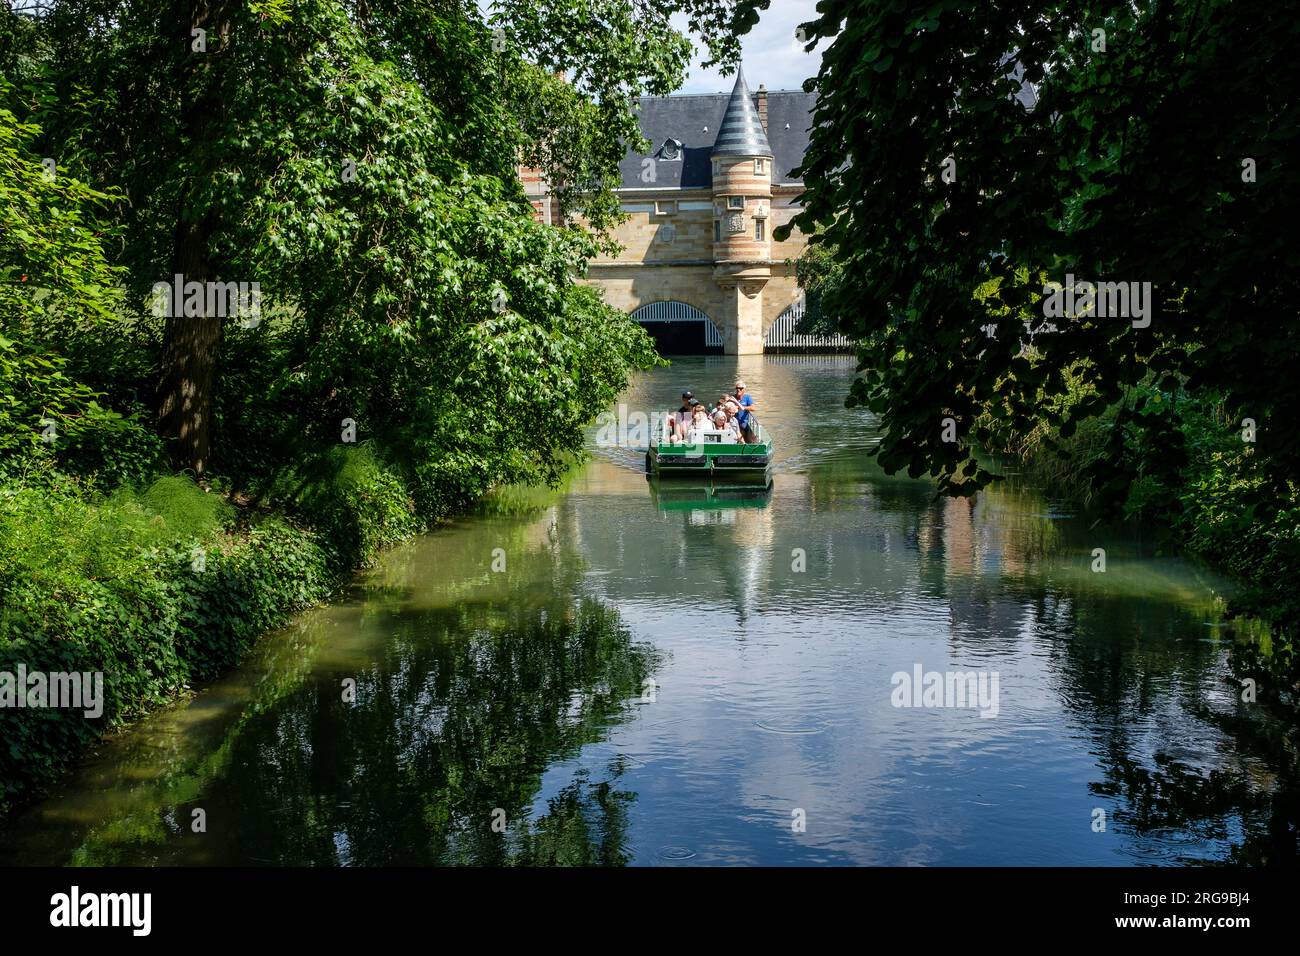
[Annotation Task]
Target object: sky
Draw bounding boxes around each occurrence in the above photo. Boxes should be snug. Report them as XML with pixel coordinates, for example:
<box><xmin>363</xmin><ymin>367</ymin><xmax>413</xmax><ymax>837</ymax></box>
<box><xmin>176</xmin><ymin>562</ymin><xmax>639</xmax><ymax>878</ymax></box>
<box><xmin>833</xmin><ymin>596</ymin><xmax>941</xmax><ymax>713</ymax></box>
<box><xmin>673</xmin><ymin>0</ymin><xmax>825</xmax><ymax>94</ymax></box>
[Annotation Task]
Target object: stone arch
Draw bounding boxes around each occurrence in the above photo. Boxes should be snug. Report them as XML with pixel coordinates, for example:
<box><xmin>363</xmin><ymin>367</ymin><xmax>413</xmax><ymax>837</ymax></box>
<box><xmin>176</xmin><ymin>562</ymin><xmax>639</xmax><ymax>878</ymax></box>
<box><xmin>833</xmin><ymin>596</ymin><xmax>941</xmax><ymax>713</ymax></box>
<box><xmin>631</xmin><ymin>300</ymin><xmax>725</xmax><ymax>355</ymax></box>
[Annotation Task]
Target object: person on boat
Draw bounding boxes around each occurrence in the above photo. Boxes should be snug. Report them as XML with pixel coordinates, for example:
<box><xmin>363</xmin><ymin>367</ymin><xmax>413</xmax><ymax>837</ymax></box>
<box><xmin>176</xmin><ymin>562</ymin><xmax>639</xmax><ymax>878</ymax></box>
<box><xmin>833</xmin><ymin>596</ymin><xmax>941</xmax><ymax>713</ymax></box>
<box><xmin>664</xmin><ymin>411</ymin><xmax>682</xmax><ymax>444</ymax></box>
<box><xmin>712</xmin><ymin>409</ymin><xmax>738</xmax><ymax>441</ymax></box>
<box><xmin>676</xmin><ymin>391</ymin><xmax>695</xmax><ymax>428</ymax></box>
<box><xmin>681</xmin><ymin>403</ymin><xmax>711</xmax><ymax>444</ymax></box>
<box><xmin>732</xmin><ymin>380</ymin><xmax>757</xmax><ymax>443</ymax></box>
<box><xmin>689</xmin><ymin>403</ymin><xmax>710</xmax><ymax>434</ymax></box>
<box><xmin>667</xmin><ymin>391</ymin><xmax>694</xmax><ymax>442</ymax></box>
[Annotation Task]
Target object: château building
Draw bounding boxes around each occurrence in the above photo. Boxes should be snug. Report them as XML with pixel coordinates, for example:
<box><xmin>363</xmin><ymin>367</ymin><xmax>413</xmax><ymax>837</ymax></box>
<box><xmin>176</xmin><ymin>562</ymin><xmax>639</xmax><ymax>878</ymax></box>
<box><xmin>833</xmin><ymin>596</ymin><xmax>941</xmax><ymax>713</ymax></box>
<box><xmin>522</xmin><ymin>68</ymin><xmax>846</xmax><ymax>354</ymax></box>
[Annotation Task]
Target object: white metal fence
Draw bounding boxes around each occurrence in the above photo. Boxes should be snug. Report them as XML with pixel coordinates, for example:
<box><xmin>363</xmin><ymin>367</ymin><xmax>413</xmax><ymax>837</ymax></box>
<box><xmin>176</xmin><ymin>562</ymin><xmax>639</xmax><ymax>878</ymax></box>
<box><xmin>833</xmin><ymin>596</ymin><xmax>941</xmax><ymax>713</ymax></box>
<box><xmin>631</xmin><ymin>300</ymin><xmax>724</xmax><ymax>348</ymax></box>
<box><xmin>764</xmin><ymin>298</ymin><xmax>853</xmax><ymax>351</ymax></box>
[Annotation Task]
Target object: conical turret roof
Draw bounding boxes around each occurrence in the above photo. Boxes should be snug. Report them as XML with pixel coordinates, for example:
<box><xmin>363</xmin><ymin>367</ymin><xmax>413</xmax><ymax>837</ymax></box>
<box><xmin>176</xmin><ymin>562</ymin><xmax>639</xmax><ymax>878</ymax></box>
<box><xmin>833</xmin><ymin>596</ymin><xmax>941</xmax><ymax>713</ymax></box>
<box><xmin>710</xmin><ymin>66</ymin><xmax>773</xmax><ymax>158</ymax></box>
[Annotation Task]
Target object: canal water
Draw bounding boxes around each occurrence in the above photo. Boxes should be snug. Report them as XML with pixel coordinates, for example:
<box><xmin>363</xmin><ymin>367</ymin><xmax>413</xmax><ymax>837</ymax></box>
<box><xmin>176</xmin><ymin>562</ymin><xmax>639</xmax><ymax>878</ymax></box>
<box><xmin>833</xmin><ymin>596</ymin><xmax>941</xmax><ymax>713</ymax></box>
<box><xmin>1</xmin><ymin>356</ymin><xmax>1292</xmax><ymax>865</ymax></box>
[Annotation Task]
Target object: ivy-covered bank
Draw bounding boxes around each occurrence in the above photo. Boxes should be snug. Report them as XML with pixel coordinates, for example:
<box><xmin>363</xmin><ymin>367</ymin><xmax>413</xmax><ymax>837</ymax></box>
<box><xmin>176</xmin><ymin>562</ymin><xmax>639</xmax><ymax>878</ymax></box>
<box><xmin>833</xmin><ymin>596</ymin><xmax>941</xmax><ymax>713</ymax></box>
<box><xmin>0</xmin><ymin>457</ymin><xmax>416</xmax><ymax>816</ymax></box>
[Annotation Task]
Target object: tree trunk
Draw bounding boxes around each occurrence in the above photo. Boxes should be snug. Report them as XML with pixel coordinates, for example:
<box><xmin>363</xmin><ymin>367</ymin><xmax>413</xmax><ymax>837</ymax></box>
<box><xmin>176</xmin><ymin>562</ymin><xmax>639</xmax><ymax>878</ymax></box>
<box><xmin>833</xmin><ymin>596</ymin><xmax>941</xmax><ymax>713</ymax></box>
<box><xmin>156</xmin><ymin>0</ymin><xmax>230</xmax><ymax>478</ymax></box>
<box><xmin>157</xmin><ymin>222</ymin><xmax>222</xmax><ymax>478</ymax></box>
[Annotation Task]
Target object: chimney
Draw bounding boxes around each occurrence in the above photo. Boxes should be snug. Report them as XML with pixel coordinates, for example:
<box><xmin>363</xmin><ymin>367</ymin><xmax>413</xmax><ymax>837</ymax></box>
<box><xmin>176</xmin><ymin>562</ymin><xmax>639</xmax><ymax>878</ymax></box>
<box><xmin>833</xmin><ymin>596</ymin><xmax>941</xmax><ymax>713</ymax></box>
<box><xmin>756</xmin><ymin>83</ymin><xmax>768</xmax><ymax>132</ymax></box>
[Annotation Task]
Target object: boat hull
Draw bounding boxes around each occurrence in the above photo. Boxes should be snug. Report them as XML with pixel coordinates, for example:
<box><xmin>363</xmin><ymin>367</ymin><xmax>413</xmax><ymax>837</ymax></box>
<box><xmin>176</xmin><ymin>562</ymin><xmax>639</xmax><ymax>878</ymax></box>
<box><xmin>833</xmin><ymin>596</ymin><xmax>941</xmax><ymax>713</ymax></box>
<box><xmin>646</xmin><ymin>442</ymin><xmax>771</xmax><ymax>480</ymax></box>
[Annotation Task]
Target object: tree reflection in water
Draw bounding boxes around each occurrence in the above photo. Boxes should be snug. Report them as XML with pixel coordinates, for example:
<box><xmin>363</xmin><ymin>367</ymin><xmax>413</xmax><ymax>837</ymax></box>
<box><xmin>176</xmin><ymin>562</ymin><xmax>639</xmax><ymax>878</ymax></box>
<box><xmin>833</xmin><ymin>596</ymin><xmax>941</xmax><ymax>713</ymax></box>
<box><xmin>202</xmin><ymin>598</ymin><xmax>655</xmax><ymax>865</ymax></box>
<box><xmin>1036</xmin><ymin>594</ymin><xmax>1299</xmax><ymax>865</ymax></box>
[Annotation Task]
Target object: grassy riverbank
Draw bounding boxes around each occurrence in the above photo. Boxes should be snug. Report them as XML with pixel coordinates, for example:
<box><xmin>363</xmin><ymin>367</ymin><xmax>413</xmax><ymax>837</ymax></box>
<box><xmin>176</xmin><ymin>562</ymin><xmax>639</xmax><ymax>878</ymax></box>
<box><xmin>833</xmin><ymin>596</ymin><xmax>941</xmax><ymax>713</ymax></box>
<box><xmin>0</xmin><ymin>451</ymin><xmax>415</xmax><ymax>816</ymax></box>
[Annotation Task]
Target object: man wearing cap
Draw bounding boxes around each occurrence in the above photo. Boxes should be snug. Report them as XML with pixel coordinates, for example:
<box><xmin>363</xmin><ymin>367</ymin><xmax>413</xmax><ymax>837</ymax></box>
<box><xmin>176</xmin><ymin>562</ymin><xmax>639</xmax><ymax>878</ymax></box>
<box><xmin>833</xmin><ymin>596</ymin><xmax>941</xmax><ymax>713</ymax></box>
<box><xmin>732</xmin><ymin>380</ymin><xmax>757</xmax><ymax>443</ymax></box>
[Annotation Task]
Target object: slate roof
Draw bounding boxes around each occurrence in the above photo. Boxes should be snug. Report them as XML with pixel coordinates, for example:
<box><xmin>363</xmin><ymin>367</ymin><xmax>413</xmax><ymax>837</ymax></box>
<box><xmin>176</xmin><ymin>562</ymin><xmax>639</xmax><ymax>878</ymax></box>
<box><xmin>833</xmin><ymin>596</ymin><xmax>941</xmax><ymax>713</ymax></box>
<box><xmin>618</xmin><ymin>80</ymin><xmax>816</xmax><ymax>190</ymax></box>
<box><xmin>711</xmin><ymin>67</ymin><xmax>773</xmax><ymax>158</ymax></box>
<box><xmin>616</xmin><ymin>57</ymin><xmax>1035</xmax><ymax>192</ymax></box>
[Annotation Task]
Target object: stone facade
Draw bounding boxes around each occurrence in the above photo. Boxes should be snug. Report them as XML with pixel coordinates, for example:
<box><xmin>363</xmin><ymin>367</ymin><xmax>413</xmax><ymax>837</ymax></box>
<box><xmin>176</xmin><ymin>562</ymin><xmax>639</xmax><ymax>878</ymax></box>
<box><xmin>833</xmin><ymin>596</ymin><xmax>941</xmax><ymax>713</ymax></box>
<box><xmin>522</xmin><ymin>71</ymin><xmax>826</xmax><ymax>354</ymax></box>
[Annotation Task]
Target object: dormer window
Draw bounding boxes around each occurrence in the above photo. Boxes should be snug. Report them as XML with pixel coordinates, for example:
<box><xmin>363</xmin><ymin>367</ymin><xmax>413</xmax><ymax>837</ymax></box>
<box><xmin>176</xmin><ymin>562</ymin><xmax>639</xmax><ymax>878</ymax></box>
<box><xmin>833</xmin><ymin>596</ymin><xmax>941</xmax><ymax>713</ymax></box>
<box><xmin>659</xmin><ymin>138</ymin><xmax>683</xmax><ymax>161</ymax></box>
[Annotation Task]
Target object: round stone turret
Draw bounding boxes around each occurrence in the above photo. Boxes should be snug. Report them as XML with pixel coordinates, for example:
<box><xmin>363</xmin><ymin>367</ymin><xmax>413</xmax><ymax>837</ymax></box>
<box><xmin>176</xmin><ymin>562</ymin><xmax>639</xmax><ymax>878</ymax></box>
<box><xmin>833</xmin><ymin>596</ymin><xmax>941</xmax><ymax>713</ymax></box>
<box><xmin>710</xmin><ymin>67</ymin><xmax>773</xmax><ymax>354</ymax></box>
<box><xmin>711</xmin><ymin>67</ymin><xmax>774</xmax><ymax>267</ymax></box>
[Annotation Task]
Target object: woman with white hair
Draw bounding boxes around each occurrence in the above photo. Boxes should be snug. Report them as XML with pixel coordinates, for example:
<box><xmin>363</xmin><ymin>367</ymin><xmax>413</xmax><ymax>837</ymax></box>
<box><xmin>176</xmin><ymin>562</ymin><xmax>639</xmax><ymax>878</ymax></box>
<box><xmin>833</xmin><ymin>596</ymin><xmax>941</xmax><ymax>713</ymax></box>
<box><xmin>712</xmin><ymin>409</ymin><xmax>739</xmax><ymax>442</ymax></box>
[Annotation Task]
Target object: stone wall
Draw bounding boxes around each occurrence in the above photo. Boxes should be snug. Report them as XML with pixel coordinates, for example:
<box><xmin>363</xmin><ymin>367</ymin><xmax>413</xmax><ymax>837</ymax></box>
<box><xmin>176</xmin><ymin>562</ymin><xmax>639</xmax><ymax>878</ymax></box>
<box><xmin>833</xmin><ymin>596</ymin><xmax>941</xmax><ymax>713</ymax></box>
<box><xmin>591</xmin><ymin>189</ymin><xmax>716</xmax><ymax>264</ymax></box>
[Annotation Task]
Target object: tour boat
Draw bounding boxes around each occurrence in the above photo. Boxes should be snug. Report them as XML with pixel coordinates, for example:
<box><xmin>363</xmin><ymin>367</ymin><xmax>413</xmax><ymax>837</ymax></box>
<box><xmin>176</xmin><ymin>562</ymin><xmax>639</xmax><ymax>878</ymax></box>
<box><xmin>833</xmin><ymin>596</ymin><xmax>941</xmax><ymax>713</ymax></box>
<box><xmin>645</xmin><ymin>417</ymin><xmax>772</xmax><ymax>480</ymax></box>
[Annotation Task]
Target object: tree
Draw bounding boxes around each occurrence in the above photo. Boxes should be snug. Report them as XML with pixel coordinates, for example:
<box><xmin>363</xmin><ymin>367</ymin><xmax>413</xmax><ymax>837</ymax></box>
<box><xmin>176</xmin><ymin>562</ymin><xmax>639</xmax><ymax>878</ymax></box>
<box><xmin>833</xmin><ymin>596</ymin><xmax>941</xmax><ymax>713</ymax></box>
<box><xmin>791</xmin><ymin>240</ymin><xmax>848</xmax><ymax>339</ymax></box>
<box><xmin>24</xmin><ymin>0</ymin><xmax>768</xmax><ymax>478</ymax></box>
<box><xmin>0</xmin><ymin>84</ymin><xmax>127</xmax><ymax>480</ymax></box>
<box><xmin>783</xmin><ymin>0</ymin><xmax>1300</xmax><ymax>515</ymax></box>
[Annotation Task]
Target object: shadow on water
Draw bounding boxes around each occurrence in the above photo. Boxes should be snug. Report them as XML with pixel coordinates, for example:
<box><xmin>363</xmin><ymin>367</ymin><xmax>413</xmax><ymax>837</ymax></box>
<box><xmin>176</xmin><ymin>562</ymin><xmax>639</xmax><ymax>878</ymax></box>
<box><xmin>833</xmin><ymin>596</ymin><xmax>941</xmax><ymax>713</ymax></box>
<box><xmin>647</xmin><ymin>477</ymin><xmax>774</xmax><ymax>513</ymax></box>
<box><xmin>1058</xmin><ymin>606</ymin><xmax>1300</xmax><ymax>865</ymax></box>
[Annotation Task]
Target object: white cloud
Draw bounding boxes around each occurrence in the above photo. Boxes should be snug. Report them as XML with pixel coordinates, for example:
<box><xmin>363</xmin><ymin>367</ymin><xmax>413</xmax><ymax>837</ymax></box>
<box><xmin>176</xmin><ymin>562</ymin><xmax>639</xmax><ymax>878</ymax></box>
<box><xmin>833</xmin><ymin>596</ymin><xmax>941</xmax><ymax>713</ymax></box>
<box><xmin>673</xmin><ymin>0</ymin><xmax>824</xmax><ymax>94</ymax></box>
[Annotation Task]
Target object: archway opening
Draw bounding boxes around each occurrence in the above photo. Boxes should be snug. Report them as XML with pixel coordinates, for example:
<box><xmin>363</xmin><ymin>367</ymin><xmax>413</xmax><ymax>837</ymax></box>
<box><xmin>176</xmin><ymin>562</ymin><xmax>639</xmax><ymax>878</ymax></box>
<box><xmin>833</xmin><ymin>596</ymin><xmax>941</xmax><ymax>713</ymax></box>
<box><xmin>631</xmin><ymin>301</ymin><xmax>724</xmax><ymax>355</ymax></box>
